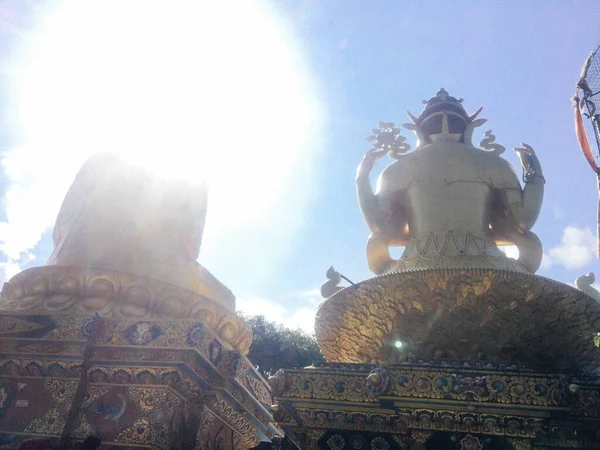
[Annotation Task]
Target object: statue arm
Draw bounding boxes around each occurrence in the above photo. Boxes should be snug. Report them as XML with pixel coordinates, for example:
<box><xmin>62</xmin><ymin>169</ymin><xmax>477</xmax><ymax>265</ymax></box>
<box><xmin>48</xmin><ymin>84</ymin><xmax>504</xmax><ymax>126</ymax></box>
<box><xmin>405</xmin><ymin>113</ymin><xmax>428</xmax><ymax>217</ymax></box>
<box><xmin>356</xmin><ymin>149</ymin><xmax>410</xmax><ymax>274</ymax></box>
<box><xmin>356</xmin><ymin>176</ymin><xmax>388</xmax><ymax>235</ymax></box>
<box><xmin>356</xmin><ymin>153</ymin><xmax>408</xmax><ymax>241</ymax></box>
<box><xmin>500</xmin><ymin>182</ymin><xmax>544</xmax><ymax>233</ymax></box>
<box><xmin>497</xmin><ymin>145</ymin><xmax>544</xmax><ymax>233</ymax></box>
<box><xmin>356</xmin><ymin>149</ymin><xmax>388</xmax><ymax>234</ymax></box>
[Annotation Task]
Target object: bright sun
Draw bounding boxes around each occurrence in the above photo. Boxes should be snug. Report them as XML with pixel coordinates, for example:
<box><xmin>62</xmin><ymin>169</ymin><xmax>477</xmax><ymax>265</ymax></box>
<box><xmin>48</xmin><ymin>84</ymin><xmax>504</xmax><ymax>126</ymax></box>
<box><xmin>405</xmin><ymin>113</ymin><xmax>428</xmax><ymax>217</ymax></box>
<box><xmin>1</xmin><ymin>0</ymin><xmax>320</xmax><ymax>262</ymax></box>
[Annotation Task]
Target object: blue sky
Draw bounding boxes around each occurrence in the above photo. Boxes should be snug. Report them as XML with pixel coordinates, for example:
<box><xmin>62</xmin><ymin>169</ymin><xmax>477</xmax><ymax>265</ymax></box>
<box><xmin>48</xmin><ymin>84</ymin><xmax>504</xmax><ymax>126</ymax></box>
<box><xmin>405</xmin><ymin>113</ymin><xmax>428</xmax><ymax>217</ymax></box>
<box><xmin>1</xmin><ymin>1</ymin><xmax>600</xmax><ymax>333</ymax></box>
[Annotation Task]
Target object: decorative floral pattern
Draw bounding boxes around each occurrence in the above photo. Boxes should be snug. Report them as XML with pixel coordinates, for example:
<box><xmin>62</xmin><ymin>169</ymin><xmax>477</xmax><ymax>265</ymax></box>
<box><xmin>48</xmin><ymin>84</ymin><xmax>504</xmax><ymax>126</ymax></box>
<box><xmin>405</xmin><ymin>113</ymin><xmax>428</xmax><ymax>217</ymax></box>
<box><xmin>370</xmin><ymin>437</ymin><xmax>389</xmax><ymax>450</ymax></box>
<box><xmin>366</xmin><ymin>368</ymin><xmax>391</xmax><ymax>396</ymax></box>
<box><xmin>327</xmin><ymin>434</ymin><xmax>345</xmax><ymax>450</ymax></box>
<box><xmin>460</xmin><ymin>434</ymin><xmax>483</xmax><ymax>450</ymax></box>
<box><xmin>0</xmin><ymin>265</ymin><xmax>252</xmax><ymax>353</ymax></box>
<box><xmin>123</xmin><ymin>322</ymin><xmax>163</xmax><ymax>345</ymax></box>
<box><xmin>186</xmin><ymin>322</ymin><xmax>204</xmax><ymax>346</ymax></box>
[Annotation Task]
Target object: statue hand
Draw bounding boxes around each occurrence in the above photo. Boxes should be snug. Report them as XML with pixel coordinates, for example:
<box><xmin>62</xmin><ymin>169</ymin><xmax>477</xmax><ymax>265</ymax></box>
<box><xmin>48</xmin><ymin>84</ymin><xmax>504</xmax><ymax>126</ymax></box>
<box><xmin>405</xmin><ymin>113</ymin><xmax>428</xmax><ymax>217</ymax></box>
<box><xmin>357</xmin><ymin>148</ymin><xmax>386</xmax><ymax>181</ymax></box>
<box><xmin>514</xmin><ymin>143</ymin><xmax>543</xmax><ymax>182</ymax></box>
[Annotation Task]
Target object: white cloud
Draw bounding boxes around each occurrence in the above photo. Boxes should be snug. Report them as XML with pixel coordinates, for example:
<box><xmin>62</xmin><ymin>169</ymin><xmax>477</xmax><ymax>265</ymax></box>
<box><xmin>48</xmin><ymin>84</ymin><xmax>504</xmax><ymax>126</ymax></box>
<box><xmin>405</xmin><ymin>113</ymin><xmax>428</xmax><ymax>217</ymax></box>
<box><xmin>0</xmin><ymin>261</ymin><xmax>22</xmax><ymax>285</ymax></box>
<box><xmin>236</xmin><ymin>289</ymin><xmax>322</xmax><ymax>335</ymax></box>
<box><xmin>0</xmin><ymin>147</ymin><xmax>79</xmax><ymax>261</ymax></box>
<box><xmin>545</xmin><ymin>226</ymin><xmax>596</xmax><ymax>270</ymax></box>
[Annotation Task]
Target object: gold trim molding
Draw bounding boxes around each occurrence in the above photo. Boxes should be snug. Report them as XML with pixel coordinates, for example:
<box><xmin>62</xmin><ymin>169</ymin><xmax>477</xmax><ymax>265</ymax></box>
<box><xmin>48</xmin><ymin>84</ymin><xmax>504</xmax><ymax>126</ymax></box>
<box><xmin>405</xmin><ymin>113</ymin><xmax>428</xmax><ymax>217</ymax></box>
<box><xmin>0</xmin><ymin>265</ymin><xmax>252</xmax><ymax>354</ymax></box>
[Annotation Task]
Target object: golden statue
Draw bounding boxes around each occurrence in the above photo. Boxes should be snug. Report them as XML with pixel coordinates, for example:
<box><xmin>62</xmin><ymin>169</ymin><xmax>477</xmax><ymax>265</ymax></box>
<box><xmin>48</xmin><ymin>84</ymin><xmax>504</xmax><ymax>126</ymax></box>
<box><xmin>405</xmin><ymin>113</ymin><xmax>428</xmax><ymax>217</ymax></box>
<box><xmin>46</xmin><ymin>153</ymin><xmax>235</xmax><ymax>309</ymax></box>
<box><xmin>1</xmin><ymin>152</ymin><xmax>252</xmax><ymax>353</ymax></box>
<box><xmin>0</xmin><ymin>155</ymin><xmax>274</xmax><ymax>448</ymax></box>
<box><xmin>313</xmin><ymin>90</ymin><xmax>599</xmax><ymax>371</ymax></box>
<box><xmin>356</xmin><ymin>88</ymin><xmax>545</xmax><ymax>274</ymax></box>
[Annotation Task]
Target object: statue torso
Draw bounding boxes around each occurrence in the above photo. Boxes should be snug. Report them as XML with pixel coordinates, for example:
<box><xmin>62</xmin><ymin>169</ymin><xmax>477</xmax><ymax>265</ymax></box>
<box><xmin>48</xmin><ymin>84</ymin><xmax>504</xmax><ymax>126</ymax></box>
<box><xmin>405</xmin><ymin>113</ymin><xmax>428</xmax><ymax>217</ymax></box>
<box><xmin>376</xmin><ymin>140</ymin><xmax>523</xmax><ymax>272</ymax></box>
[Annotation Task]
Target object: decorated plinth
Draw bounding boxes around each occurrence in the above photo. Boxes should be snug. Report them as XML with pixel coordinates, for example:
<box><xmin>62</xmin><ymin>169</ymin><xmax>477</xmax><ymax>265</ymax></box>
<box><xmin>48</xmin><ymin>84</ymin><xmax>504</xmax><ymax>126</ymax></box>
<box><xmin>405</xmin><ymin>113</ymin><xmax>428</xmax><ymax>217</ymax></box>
<box><xmin>270</xmin><ymin>359</ymin><xmax>600</xmax><ymax>450</ymax></box>
<box><xmin>316</xmin><ymin>269</ymin><xmax>600</xmax><ymax>373</ymax></box>
<box><xmin>267</xmin><ymin>90</ymin><xmax>600</xmax><ymax>450</ymax></box>
<box><xmin>0</xmin><ymin>265</ymin><xmax>281</xmax><ymax>449</ymax></box>
<box><xmin>0</xmin><ymin>153</ymin><xmax>282</xmax><ymax>449</ymax></box>
<box><xmin>270</xmin><ymin>269</ymin><xmax>600</xmax><ymax>449</ymax></box>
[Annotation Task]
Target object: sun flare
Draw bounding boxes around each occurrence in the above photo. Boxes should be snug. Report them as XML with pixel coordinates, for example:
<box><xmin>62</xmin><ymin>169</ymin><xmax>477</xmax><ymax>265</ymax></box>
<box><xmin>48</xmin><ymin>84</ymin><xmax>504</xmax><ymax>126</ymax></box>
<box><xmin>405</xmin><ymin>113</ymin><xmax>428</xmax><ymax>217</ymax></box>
<box><xmin>1</xmin><ymin>0</ymin><xmax>321</xmax><ymax>262</ymax></box>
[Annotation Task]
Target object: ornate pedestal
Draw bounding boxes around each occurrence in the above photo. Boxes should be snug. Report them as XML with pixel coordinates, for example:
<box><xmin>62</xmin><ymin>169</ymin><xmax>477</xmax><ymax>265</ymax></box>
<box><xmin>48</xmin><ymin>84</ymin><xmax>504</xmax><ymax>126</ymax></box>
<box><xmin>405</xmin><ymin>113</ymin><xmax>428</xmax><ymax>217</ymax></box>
<box><xmin>270</xmin><ymin>360</ymin><xmax>600</xmax><ymax>450</ymax></box>
<box><xmin>316</xmin><ymin>269</ymin><xmax>600</xmax><ymax>373</ymax></box>
<box><xmin>0</xmin><ymin>266</ymin><xmax>281</xmax><ymax>449</ymax></box>
<box><xmin>270</xmin><ymin>90</ymin><xmax>600</xmax><ymax>450</ymax></box>
<box><xmin>272</xmin><ymin>269</ymin><xmax>600</xmax><ymax>449</ymax></box>
<box><xmin>0</xmin><ymin>153</ymin><xmax>282</xmax><ymax>448</ymax></box>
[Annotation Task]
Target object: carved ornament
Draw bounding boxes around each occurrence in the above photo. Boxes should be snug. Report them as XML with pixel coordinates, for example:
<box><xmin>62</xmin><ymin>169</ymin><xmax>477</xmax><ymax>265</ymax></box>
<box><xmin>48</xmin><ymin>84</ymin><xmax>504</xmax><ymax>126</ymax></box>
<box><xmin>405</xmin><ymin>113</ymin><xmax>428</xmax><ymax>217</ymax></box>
<box><xmin>315</xmin><ymin>268</ymin><xmax>600</xmax><ymax>372</ymax></box>
<box><xmin>0</xmin><ymin>265</ymin><xmax>252</xmax><ymax>354</ymax></box>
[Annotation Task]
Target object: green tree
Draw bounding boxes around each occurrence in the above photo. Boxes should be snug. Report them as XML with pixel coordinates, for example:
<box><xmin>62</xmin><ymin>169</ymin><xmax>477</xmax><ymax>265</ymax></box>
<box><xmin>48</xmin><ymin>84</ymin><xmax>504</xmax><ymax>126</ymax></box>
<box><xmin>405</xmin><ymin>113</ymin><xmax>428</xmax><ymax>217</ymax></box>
<box><xmin>245</xmin><ymin>315</ymin><xmax>324</xmax><ymax>377</ymax></box>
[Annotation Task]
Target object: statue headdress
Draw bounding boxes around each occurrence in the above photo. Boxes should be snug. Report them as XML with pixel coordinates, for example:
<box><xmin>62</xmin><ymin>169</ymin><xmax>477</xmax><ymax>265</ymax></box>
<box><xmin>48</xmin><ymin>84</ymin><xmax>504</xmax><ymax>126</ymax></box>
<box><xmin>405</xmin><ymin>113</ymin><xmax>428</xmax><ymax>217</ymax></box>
<box><xmin>404</xmin><ymin>88</ymin><xmax>486</xmax><ymax>146</ymax></box>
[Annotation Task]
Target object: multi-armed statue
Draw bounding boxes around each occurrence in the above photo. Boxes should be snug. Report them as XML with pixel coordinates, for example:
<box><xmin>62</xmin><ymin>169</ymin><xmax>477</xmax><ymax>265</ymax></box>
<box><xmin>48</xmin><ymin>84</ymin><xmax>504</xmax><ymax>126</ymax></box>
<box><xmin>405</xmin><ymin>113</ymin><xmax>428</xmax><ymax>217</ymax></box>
<box><xmin>356</xmin><ymin>88</ymin><xmax>544</xmax><ymax>274</ymax></box>
<box><xmin>316</xmin><ymin>90</ymin><xmax>600</xmax><ymax>374</ymax></box>
<box><xmin>252</xmin><ymin>90</ymin><xmax>600</xmax><ymax>450</ymax></box>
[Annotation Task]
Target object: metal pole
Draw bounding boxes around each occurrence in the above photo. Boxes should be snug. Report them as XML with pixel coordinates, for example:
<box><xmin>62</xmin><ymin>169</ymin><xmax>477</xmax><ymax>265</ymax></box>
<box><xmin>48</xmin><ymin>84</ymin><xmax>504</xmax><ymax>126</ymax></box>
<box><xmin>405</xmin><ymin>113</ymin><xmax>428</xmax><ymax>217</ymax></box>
<box><xmin>592</xmin><ymin>115</ymin><xmax>600</xmax><ymax>154</ymax></box>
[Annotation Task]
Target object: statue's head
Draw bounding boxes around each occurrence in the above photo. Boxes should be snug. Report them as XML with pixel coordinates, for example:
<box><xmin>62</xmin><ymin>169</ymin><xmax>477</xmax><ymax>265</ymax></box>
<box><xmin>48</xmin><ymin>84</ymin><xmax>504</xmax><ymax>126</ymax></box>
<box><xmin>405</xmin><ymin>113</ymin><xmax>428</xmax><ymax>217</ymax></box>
<box><xmin>404</xmin><ymin>88</ymin><xmax>486</xmax><ymax>146</ymax></box>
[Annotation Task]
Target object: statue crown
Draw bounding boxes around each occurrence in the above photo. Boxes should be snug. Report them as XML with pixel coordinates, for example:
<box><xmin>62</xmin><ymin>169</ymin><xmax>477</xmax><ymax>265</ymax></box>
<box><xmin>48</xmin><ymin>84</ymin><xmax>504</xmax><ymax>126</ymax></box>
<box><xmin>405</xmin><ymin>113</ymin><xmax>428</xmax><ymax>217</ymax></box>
<box><xmin>419</xmin><ymin>88</ymin><xmax>468</xmax><ymax>122</ymax></box>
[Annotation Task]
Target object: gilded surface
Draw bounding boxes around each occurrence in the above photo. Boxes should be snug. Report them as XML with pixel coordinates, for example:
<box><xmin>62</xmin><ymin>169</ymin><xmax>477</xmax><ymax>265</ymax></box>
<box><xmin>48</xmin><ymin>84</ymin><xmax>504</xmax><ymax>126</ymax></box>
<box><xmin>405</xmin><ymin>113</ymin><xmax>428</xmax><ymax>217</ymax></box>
<box><xmin>279</xmin><ymin>368</ymin><xmax>565</xmax><ymax>408</ymax></box>
<box><xmin>106</xmin><ymin>387</ymin><xmax>183</xmax><ymax>448</ymax></box>
<box><xmin>114</xmin><ymin>417</ymin><xmax>163</xmax><ymax>447</ymax></box>
<box><xmin>282</xmin><ymin>371</ymin><xmax>374</xmax><ymax>403</ymax></box>
<box><xmin>0</xmin><ymin>311</ymin><xmax>278</xmax><ymax>449</ymax></box>
<box><xmin>217</xmin><ymin>350</ymin><xmax>273</xmax><ymax>406</ymax></box>
<box><xmin>274</xmin><ymin>363</ymin><xmax>600</xmax><ymax>448</ymax></box>
<box><xmin>0</xmin><ymin>359</ymin><xmax>83</xmax><ymax>378</ymax></box>
<box><xmin>196</xmin><ymin>407</ymin><xmax>216</xmax><ymax>450</ymax></box>
<box><xmin>315</xmin><ymin>268</ymin><xmax>600</xmax><ymax>372</ymax></box>
<box><xmin>0</xmin><ymin>149</ymin><xmax>276</xmax><ymax>448</ymax></box>
<box><xmin>23</xmin><ymin>379</ymin><xmax>81</xmax><ymax>436</ymax></box>
<box><xmin>0</xmin><ymin>265</ymin><xmax>252</xmax><ymax>354</ymax></box>
<box><xmin>356</xmin><ymin>90</ymin><xmax>545</xmax><ymax>275</ymax></box>
<box><xmin>207</xmin><ymin>393</ymin><xmax>261</xmax><ymax>448</ymax></box>
<box><xmin>290</xmin><ymin>407</ymin><xmax>544</xmax><ymax>437</ymax></box>
<box><xmin>0</xmin><ymin>342</ymin><xmax>85</xmax><ymax>356</ymax></box>
<box><xmin>46</xmin><ymin>153</ymin><xmax>235</xmax><ymax>310</ymax></box>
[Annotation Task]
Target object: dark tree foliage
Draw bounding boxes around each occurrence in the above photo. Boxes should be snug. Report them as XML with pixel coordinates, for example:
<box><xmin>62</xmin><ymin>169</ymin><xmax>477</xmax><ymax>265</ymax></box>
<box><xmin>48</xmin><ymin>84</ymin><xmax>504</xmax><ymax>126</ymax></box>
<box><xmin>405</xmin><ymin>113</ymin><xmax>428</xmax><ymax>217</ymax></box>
<box><xmin>245</xmin><ymin>315</ymin><xmax>325</xmax><ymax>377</ymax></box>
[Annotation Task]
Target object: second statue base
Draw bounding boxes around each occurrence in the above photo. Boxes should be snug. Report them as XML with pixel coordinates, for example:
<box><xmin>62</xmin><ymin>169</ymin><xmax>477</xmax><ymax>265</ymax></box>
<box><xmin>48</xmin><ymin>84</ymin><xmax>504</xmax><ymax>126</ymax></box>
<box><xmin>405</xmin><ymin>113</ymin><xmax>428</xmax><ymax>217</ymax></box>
<box><xmin>315</xmin><ymin>268</ymin><xmax>600</xmax><ymax>373</ymax></box>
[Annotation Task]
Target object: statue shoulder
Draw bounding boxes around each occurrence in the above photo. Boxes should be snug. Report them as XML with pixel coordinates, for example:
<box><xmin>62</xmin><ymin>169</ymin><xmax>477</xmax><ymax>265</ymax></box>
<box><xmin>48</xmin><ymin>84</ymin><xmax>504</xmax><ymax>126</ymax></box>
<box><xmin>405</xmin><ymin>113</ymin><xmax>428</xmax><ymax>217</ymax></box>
<box><xmin>475</xmin><ymin>150</ymin><xmax>521</xmax><ymax>190</ymax></box>
<box><xmin>376</xmin><ymin>154</ymin><xmax>415</xmax><ymax>192</ymax></box>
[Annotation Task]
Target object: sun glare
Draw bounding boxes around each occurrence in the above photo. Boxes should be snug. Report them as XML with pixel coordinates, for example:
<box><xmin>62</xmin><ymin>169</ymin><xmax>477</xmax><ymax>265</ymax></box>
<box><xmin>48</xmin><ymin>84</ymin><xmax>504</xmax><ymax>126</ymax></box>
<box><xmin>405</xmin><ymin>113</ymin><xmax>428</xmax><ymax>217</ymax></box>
<box><xmin>1</xmin><ymin>0</ymin><xmax>321</xmax><ymax>261</ymax></box>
